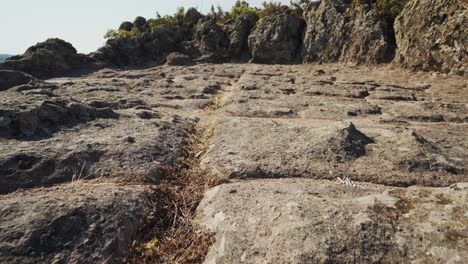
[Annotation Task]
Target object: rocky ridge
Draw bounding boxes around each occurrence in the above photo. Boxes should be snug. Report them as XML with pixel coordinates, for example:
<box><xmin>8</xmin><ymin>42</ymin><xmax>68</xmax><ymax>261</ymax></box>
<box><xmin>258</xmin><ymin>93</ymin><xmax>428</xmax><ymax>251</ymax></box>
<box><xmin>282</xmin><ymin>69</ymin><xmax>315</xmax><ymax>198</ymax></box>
<box><xmin>0</xmin><ymin>0</ymin><xmax>467</xmax><ymax>263</ymax></box>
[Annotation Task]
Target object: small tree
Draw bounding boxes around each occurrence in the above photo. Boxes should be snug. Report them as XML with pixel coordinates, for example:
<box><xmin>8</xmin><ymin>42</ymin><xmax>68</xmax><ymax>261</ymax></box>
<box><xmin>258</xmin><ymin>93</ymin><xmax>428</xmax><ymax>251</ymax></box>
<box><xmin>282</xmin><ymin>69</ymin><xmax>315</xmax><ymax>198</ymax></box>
<box><xmin>227</xmin><ymin>1</ymin><xmax>259</xmax><ymax>20</ymax></box>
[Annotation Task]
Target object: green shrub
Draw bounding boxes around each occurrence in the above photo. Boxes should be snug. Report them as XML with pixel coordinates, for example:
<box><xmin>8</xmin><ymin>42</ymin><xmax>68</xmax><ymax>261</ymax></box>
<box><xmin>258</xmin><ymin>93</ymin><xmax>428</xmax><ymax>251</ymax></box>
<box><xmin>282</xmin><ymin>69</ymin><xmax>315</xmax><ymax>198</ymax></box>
<box><xmin>258</xmin><ymin>1</ymin><xmax>289</xmax><ymax>18</ymax></box>
<box><xmin>104</xmin><ymin>28</ymin><xmax>141</xmax><ymax>39</ymax></box>
<box><xmin>227</xmin><ymin>1</ymin><xmax>259</xmax><ymax>20</ymax></box>
<box><xmin>375</xmin><ymin>0</ymin><xmax>406</xmax><ymax>24</ymax></box>
<box><xmin>148</xmin><ymin>13</ymin><xmax>178</xmax><ymax>29</ymax></box>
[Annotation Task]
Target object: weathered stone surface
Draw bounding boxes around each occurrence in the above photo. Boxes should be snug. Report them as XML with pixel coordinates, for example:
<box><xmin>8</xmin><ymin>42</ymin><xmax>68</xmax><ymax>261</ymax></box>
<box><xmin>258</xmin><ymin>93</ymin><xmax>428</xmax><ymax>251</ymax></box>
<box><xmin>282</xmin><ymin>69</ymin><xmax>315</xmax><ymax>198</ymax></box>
<box><xmin>303</xmin><ymin>0</ymin><xmax>395</xmax><ymax>63</ymax></box>
<box><xmin>223</xmin><ymin>15</ymin><xmax>258</xmax><ymax>62</ymax></box>
<box><xmin>0</xmin><ymin>65</ymin><xmax>245</xmax><ymax>194</ymax></box>
<box><xmin>248</xmin><ymin>12</ymin><xmax>304</xmax><ymax>64</ymax></box>
<box><xmin>394</xmin><ymin>0</ymin><xmax>467</xmax><ymax>75</ymax></box>
<box><xmin>0</xmin><ymin>39</ymin><xmax>89</xmax><ymax>78</ymax></box>
<box><xmin>92</xmin><ymin>26</ymin><xmax>190</xmax><ymax>66</ymax></box>
<box><xmin>0</xmin><ymin>182</ymin><xmax>148</xmax><ymax>264</ymax></box>
<box><xmin>165</xmin><ymin>52</ymin><xmax>194</xmax><ymax>66</ymax></box>
<box><xmin>0</xmin><ymin>92</ymin><xmax>118</xmax><ymax>140</ymax></box>
<box><xmin>197</xmin><ymin>179</ymin><xmax>468</xmax><ymax>264</ymax></box>
<box><xmin>0</xmin><ymin>70</ymin><xmax>36</xmax><ymax>91</ymax></box>
<box><xmin>0</xmin><ymin>63</ymin><xmax>467</xmax><ymax>263</ymax></box>
<box><xmin>194</xmin><ymin>18</ymin><xmax>229</xmax><ymax>61</ymax></box>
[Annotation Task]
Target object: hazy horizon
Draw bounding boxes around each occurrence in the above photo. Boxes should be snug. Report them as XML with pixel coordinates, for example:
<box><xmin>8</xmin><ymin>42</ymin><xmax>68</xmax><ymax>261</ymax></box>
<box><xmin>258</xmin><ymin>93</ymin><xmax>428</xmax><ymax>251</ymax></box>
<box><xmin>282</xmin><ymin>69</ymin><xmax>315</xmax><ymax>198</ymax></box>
<box><xmin>1</xmin><ymin>0</ymin><xmax>289</xmax><ymax>55</ymax></box>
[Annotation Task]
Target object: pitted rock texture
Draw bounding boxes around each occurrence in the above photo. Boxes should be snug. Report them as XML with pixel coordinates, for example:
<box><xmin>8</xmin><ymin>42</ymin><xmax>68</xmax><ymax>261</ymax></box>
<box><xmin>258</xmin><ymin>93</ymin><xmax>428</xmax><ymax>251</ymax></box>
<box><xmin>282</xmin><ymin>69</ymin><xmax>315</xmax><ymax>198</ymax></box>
<box><xmin>248</xmin><ymin>12</ymin><xmax>304</xmax><ymax>64</ymax></box>
<box><xmin>303</xmin><ymin>0</ymin><xmax>395</xmax><ymax>63</ymax></box>
<box><xmin>394</xmin><ymin>0</ymin><xmax>467</xmax><ymax>75</ymax></box>
<box><xmin>0</xmin><ymin>63</ymin><xmax>467</xmax><ymax>263</ymax></box>
<box><xmin>0</xmin><ymin>183</ymin><xmax>148</xmax><ymax>264</ymax></box>
<box><xmin>223</xmin><ymin>15</ymin><xmax>258</xmax><ymax>62</ymax></box>
<box><xmin>197</xmin><ymin>180</ymin><xmax>468</xmax><ymax>264</ymax></box>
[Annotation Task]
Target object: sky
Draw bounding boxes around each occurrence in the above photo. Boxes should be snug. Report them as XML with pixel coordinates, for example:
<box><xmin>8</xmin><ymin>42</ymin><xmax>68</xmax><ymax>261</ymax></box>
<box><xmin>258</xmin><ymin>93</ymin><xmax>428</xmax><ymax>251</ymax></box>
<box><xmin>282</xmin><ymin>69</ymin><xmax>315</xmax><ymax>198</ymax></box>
<box><xmin>0</xmin><ymin>0</ymin><xmax>290</xmax><ymax>55</ymax></box>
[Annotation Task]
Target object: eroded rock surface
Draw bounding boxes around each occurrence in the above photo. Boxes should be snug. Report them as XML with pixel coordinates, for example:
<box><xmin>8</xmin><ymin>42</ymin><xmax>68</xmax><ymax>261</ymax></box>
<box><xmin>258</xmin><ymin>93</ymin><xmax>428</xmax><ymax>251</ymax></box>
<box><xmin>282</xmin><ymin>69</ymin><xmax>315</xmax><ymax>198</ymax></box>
<box><xmin>0</xmin><ymin>63</ymin><xmax>466</xmax><ymax>263</ymax></box>
<box><xmin>0</xmin><ymin>39</ymin><xmax>90</xmax><ymax>78</ymax></box>
<box><xmin>395</xmin><ymin>0</ymin><xmax>467</xmax><ymax>75</ymax></box>
<box><xmin>303</xmin><ymin>0</ymin><xmax>396</xmax><ymax>63</ymax></box>
<box><xmin>0</xmin><ymin>70</ymin><xmax>36</xmax><ymax>91</ymax></box>
<box><xmin>248</xmin><ymin>12</ymin><xmax>304</xmax><ymax>64</ymax></box>
<box><xmin>197</xmin><ymin>180</ymin><xmax>468</xmax><ymax>263</ymax></box>
<box><xmin>0</xmin><ymin>182</ymin><xmax>148</xmax><ymax>264</ymax></box>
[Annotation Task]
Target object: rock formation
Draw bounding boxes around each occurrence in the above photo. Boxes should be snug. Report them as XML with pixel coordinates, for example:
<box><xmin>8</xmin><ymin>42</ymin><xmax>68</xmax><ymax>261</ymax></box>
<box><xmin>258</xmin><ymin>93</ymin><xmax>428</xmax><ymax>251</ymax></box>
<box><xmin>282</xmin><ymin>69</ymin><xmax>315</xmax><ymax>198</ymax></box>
<box><xmin>223</xmin><ymin>15</ymin><xmax>258</xmax><ymax>62</ymax></box>
<box><xmin>0</xmin><ymin>38</ymin><xmax>90</xmax><ymax>78</ymax></box>
<box><xmin>394</xmin><ymin>0</ymin><xmax>467</xmax><ymax>75</ymax></box>
<box><xmin>0</xmin><ymin>70</ymin><xmax>36</xmax><ymax>91</ymax></box>
<box><xmin>303</xmin><ymin>0</ymin><xmax>396</xmax><ymax>63</ymax></box>
<box><xmin>248</xmin><ymin>11</ymin><xmax>304</xmax><ymax>64</ymax></box>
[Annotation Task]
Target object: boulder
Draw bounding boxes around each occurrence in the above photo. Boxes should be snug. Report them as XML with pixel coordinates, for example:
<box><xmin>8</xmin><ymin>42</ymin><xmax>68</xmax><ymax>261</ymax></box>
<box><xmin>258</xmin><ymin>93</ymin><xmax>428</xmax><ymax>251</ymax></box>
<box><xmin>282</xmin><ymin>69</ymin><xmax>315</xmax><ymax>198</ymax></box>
<box><xmin>0</xmin><ymin>38</ymin><xmax>89</xmax><ymax>78</ymax></box>
<box><xmin>183</xmin><ymin>7</ymin><xmax>204</xmax><ymax>27</ymax></box>
<box><xmin>223</xmin><ymin>15</ymin><xmax>258</xmax><ymax>62</ymax></box>
<box><xmin>119</xmin><ymin>21</ymin><xmax>134</xmax><ymax>31</ymax></box>
<box><xmin>165</xmin><ymin>52</ymin><xmax>194</xmax><ymax>66</ymax></box>
<box><xmin>0</xmin><ymin>70</ymin><xmax>36</xmax><ymax>91</ymax></box>
<box><xmin>133</xmin><ymin>16</ymin><xmax>149</xmax><ymax>32</ymax></box>
<box><xmin>0</xmin><ymin>183</ymin><xmax>148</xmax><ymax>264</ymax></box>
<box><xmin>394</xmin><ymin>0</ymin><xmax>467</xmax><ymax>75</ymax></box>
<box><xmin>303</xmin><ymin>0</ymin><xmax>396</xmax><ymax>63</ymax></box>
<box><xmin>248</xmin><ymin>12</ymin><xmax>304</xmax><ymax>64</ymax></box>
<box><xmin>194</xmin><ymin>18</ymin><xmax>229</xmax><ymax>61</ymax></box>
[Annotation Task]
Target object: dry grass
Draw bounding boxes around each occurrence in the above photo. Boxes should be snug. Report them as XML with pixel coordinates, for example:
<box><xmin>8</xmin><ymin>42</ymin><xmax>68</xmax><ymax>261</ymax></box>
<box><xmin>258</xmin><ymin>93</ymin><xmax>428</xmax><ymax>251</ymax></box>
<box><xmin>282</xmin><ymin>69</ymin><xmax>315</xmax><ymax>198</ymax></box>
<box><xmin>127</xmin><ymin>124</ymin><xmax>228</xmax><ymax>263</ymax></box>
<box><xmin>200</xmin><ymin>95</ymin><xmax>224</xmax><ymax>112</ymax></box>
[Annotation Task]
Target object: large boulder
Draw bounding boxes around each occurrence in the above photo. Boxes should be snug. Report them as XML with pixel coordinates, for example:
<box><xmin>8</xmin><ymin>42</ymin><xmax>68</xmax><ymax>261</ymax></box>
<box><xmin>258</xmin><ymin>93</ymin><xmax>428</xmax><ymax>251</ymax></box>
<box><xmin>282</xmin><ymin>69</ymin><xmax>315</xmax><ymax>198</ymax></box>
<box><xmin>394</xmin><ymin>0</ymin><xmax>467</xmax><ymax>75</ymax></box>
<box><xmin>248</xmin><ymin>11</ymin><xmax>304</xmax><ymax>64</ymax></box>
<box><xmin>118</xmin><ymin>21</ymin><xmax>134</xmax><ymax>31</ymax></box>
<box><xmin>224</xmin><ymin>15</ymin><xmax>258</xmax><ymax>62</ymax></box>
<box><xmin>194</xmin><ymin>18</ymin><xmax>229</xmax><ymax>62</ymax></box>
<box><xmin>0</xmin><ymin>70</ymin><xmax>36</xmax><ymax>91</ymax></box>
<box><xmin>0</xmin><ymin>39</ymin><xmax>89</xmax><ymax>78</ymax></box>
<box><xmin>303</xmin><ymin>0</ymin><xmax>396</xmax><ymax>63</ymax></box>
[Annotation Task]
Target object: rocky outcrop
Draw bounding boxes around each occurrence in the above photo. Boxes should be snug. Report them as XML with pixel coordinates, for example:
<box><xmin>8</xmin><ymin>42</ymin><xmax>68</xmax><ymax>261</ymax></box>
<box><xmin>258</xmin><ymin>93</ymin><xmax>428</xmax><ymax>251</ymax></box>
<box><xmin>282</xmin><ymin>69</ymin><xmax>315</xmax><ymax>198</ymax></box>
<box><xmin>194</xmin><ymin>18</ymin><xmax>229</xmax><ymax>62</ymax></box>
<box><xmin>183</xmin><ymin>7</ymin><xmax>204</xmax><ymax>27</ymax></box>
<box><xmin>0</xmin><ymin>70</ymin><xmax>36</xmax><ymax>91</ymax></box>
<box><xmin>0</xmin><ymin>39</ymin><xmax>89</xmax><ymax>78</ymax></box>
<box><xmin>0</xmin><ymin>183</ymin><xmax>148</xmax><ymax>264</ymax></box>
<box><xmin>248</xmin><ymin>12</ymin><xmax>304</xmax><ymax>64</ymax></box>
<box><xmin>92</xmin><ymin>26</ymin><xmax>190</xmax><ymax>66</ymax></box>
<box><xmin>303</xmin><ymin>0</ymin><xmax>396</xmax><ymax>63</ymax></box>
<box><xmin>394</xmin><ymin>0</ymin><xmax>467</xmax><ymax>75</ymax></box>
<box><xmin>223</xmin><ymin>15</ymin><xmax>258</xmax><ymax>62</ymax></box>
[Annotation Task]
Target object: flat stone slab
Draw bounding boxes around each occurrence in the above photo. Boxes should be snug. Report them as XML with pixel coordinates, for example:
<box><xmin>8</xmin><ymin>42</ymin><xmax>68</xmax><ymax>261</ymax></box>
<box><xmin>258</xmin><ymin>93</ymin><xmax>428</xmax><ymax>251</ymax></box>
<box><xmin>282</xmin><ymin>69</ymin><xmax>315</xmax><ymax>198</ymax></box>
<box><xmin>202</xmin><ymin>117</ymin><xmax>466</xmax><ymax>186</ymax></box>
<box><xmin>197</xmin><ymin>179</ymin><xmax>468</xmax><ymax>264</ymax></box>
<box><xmin>0</xmin><ymin>182</ymin><xmax>148</xmax><ymax>264</ymax></box>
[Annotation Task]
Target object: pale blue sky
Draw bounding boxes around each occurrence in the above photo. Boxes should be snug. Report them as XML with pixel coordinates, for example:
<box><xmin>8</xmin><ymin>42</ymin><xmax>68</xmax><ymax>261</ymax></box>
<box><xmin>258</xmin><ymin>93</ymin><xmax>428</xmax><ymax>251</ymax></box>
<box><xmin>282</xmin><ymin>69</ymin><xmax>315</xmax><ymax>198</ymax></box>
<box><xmin>1</xmin><ymin>0</ymin><xmax>290</xmax><ymax>55</ymax></box>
